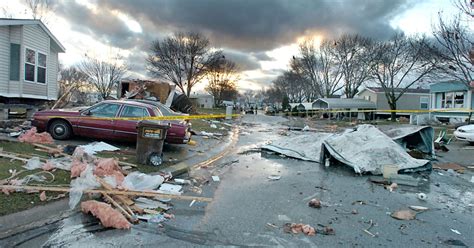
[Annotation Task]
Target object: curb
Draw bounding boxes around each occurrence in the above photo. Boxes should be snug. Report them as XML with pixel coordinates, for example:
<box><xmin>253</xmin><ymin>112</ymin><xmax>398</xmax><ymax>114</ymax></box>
<box><xmin>161</xmin><ymin>126</ymin><xmax>239</xmax><ymax>177</ymax></box>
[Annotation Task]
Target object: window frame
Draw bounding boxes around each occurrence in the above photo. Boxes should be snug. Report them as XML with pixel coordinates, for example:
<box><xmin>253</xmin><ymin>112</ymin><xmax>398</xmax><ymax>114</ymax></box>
<box><xmin>420</xmin><ymin>96</ymin><xmax>429</xmax><ymax>110</ymax></box>
<box><xmin>119</xmin><ymin>104</ymin><xmax>151</xmax><ymax>118</ymax></box>
<box><xmin>87</xmin><ymin>103</ymin><xmax>121</xmax><ymax>118</ymax></box>
<box><xmin>23</xmin><ymin>46</ymin><xmax>48</xmax><ymax>84</ymax></box>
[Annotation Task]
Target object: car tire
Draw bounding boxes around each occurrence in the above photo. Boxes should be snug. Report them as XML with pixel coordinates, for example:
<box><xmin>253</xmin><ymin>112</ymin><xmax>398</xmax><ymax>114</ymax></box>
<box><xmin>48</xmin><ymin>119</ymin><xmax>72</xmax><ymax>140</ymax></box>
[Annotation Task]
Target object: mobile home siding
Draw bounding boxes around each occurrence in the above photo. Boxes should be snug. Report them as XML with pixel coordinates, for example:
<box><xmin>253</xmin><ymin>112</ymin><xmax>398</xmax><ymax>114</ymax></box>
<box><xmin>47</xmin><ymin>49</ymin><xmax>58</xmax><ymax>99</ymax></box>
<box><xmin>376</xmin><ymin>93</ymin><xmax>429</xmax><ymax>111</ymax></box>
<box><xmin>0</xmin><ymin>27</ymin><xmax>9</xmax><ymax>94</ymax></box>
<box><xmin>22</xmin><ymin>25</ymin><xmax>49</xmax><ymax>97</ymax></box>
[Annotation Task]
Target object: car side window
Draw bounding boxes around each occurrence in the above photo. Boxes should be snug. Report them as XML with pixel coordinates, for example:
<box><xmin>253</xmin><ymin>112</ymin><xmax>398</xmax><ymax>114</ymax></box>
<box><xmin>120</xmin><ymin>105</ymin><xmax>150</xmax><ymax>118</ymax></box>
<box><xmin>88</xmin><ymin>103</ymin><xmax>120</xmax><ymax>117</ymax></box>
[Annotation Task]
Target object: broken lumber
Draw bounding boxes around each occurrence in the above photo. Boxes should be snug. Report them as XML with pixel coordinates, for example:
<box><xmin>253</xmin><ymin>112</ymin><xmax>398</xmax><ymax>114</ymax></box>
<box><xmin>101</xmin><ymin>192</ymin><xmax>136</xmax><ymax>222</ymax></box>
<box><xmin>0</xmin><ymin>153</ymin><xmax>30</xmax><ymax>163</ymax></box>
<box><xmin>0</xmin><ymin>185</ymin><xmax>213</xmax><ymax>202</ymax></box>
<box><xmin>96</xmin><ymin>176</ymin><xmax>134</xmax><ymax>206</ymax></box>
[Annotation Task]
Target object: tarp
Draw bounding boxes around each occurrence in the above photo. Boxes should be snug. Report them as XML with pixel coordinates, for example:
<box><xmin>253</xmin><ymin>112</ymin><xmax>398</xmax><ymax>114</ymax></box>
<box><xmin>320</xmin><ymin>125</ymin><xmax>430</xmax><ymax>175</ymax></box>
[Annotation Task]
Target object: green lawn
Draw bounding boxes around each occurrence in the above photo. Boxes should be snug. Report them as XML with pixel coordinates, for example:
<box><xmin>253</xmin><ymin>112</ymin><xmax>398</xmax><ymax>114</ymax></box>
<box><xmin>0</xmin><ymin>140</ymin><xmax>170</xmax><ymax>216</ymax></box>
<box><xmin>0</xmin><ymin>141</ymin><xmax>71</xmax><ymax>216</ymax></box>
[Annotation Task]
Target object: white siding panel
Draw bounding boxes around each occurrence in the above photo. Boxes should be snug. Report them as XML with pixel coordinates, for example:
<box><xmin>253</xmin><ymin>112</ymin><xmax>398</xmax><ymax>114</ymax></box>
<box><xmin>9</xmin><ymin>25</ymin><xmax>21</xmax><ymax>43</ymax></box>
<box><xmin>47</xmin><ymin>50</ymin><xmax>58</xmax><ymax>100</ymax></box>
<box><xmin>0</xmin><ymin>26</ymin><xmax>9</xmax><ymax>94</ymax></box>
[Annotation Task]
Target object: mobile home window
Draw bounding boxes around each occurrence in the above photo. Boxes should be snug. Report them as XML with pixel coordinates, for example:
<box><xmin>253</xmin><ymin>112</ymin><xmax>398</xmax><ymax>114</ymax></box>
<box><xmin>420</xmin><ymin>97</ymin><xmax>429</xmax><ymax>109</ymax></box>
<box><xmin>24</xmin><ymin>48</ymin><xmax>47</xmax><ymax>84</ymax></box>
<box><xmin>24</xmin><ymin>48</ymin><xmax>35</xmax><ymax>82</ymax></box>
<box><xmin>37</xmin><ymin>53</ymin><xmax>47</xmax><ymax>83</ymax></box>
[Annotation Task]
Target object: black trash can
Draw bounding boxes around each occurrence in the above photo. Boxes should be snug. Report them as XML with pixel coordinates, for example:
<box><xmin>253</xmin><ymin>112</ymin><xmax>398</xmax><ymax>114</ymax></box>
<box><xmin>136</xmin><ymin>120</ymin><xmax>170</xmax><ymax>166</ymax></box>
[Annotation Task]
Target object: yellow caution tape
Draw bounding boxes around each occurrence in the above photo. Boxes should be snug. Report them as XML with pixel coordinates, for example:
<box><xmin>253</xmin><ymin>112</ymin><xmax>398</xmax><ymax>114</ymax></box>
<box><xmin>44</xmin><ymin>114</ymin><xmax>241</xmax><ymax>121</ymax></box>
<box><xmin>41</xmin><ymin>108</ymin><xmax>472</xmax><ymax>121</ymax></box>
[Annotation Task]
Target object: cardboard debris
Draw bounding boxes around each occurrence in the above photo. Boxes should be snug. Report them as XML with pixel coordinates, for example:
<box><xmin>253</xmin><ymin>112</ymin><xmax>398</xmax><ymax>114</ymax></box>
<box><xmin>18</xmin><ymin>127</ymin><xmax>54</xmax><ymax>144</ymax></box>
<box><xmin>391</xmin><ymin>210</ymin><xmax>417</xmax><ymax>220</ymax></box>
<box><xmin>81</xmin><ymin>200</ymin><xmax>131</xmax><ymax>229</ymax></box>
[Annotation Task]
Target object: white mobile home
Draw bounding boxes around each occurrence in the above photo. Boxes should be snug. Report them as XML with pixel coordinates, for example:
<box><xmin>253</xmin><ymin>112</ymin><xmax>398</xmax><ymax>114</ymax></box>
<box><xmin>0</xmin><ymin>19</ymin><xmax>65</xmax><ymax>103</ymax></box>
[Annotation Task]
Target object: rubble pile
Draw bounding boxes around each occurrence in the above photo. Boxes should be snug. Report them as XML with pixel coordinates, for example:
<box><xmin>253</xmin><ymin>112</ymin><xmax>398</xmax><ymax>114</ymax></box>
<box><xmin>0</xmin><ymin>140</ymin><xmax>212</xmax><ymax>229</ymax></box>
<box><xmin>18</xmin><ymin>127</ymin><xmax>54</xmax><ymax>144</ymax></box>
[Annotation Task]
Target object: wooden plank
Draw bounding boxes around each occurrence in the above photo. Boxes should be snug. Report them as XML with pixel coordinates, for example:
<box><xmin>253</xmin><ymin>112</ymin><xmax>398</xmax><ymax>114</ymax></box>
<box><xmin>96</xmin><ymin>177</ymin><xmax>134</xmax><ymax>206</ymax></box>
<box><xmin>102</xmin><ymin>193</ymin><xmax>135</xmax><ymax>222</ymax></box>
<box><xmin>0</xmin><ymin>185</ymin><xmax>213</xmax><ymax>202</ymax></box>
<box><xmin>0</xmin><ymin>153</ymin><xmax>30</xmax><ymax>162</ymax></box>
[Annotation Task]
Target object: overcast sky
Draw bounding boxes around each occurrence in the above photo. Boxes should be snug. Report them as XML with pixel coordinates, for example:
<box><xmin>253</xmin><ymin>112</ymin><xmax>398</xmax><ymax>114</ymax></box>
<box><xmin>0</xmin><ymin>0</ymin><xmax>460</xmax><ymax>92</ymax></box>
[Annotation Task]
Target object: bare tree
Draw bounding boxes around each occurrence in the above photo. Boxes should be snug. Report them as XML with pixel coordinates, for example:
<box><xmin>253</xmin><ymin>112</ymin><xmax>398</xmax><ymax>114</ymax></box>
<box><xmin>53</xmin><ymin>65</ymin><xmax>88</xmax><ymax>109</ymax></box>
<box><xmin>147</xmin><ymin>32</ymin><xmax>223</xmax><ymax>97</ymax></box>
<box><xmin>333</xmin><ymin>34</ymin><xmax>374</xmax><ymax>97</ymax></box>
<box><xmin>431</xmin><ymin>13</ymin><xmax>473</xmax><ymax>85</ymax></box>
<box><xmin>79</xmin><ymin>55</ymin><xmax>128</xmax><ymax>100</ymax></box>
<box><xmin>205</xmin><ymin>58</ymin><xmax>240</xmax><ymax>105</ymax></box>
<box><xmin>23</xmin><ymin>0</ymin><xmax>52</xmax><ymax>22</ymax></box>
<box><xmin>369</xmin><ymin>33</ymin><xmax>439</xmax><ymax>121</ymax></box>
<box><xmin>452</xmin><ymin>0</ymin><xmax>474</xmax><ymax>18</ymax></box>
<box><xmin>272</xmin><ymin>71</ymin><xmax>307</xmax><ymax>103</ymax></box>
<box><xmin>294</xmin><ymin>38</ymin><xmax>343</xmax><ymax>99</ymax></box>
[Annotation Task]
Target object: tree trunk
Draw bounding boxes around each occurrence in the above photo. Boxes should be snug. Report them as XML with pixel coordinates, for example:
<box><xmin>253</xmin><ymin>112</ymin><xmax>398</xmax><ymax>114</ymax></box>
<box><xmin>389</xmin><ymin>102</ymin><xmax>397</xmax><ymax>122</ymax></box>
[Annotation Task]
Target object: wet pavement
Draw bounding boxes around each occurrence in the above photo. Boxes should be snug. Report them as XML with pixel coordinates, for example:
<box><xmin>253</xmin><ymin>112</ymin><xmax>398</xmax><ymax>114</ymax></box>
<box><xmin>1</xmin><ymin>114</ymin><xmax>473</xmax><ymax>247</ymax></box>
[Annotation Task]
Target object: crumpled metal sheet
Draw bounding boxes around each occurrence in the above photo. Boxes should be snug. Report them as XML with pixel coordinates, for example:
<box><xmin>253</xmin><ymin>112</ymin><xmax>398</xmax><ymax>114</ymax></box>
<box><xmin>261</xmin><ymin>132</ymin><xmax>332</xmax><ymax>162</ymax></box>
<box><xmin>320</xmin><ymin>125</ymin><xmax>430</xmax><ymax>175</ymax></box>
<box><xmin>378</xmin><ymin>125</ymin><xmax>435</xmax><ymax>156</ymax></box>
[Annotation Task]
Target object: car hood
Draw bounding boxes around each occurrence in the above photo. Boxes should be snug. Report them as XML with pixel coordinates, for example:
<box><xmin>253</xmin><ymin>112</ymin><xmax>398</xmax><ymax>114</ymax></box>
<box><xmin>457</xmin><ymin>124</ymin><xmax>474</xmax><ymax>132</ymax></box>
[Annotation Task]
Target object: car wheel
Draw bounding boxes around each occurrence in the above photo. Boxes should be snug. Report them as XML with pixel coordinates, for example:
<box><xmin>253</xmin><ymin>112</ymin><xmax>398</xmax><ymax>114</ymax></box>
<box><xmin>48</xmin><ymin>120</ymin><xmax>72</xmax><ymax>140</ymax></box>
<box><xmin>469</xmin><ymin>142</ymin><xmax>474</xmax><ymax>146</ymax></box>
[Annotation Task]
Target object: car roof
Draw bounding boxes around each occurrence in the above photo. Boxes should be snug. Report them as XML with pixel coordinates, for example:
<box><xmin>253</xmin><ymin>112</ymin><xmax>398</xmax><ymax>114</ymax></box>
<box><xmin>102</xmin><ymin>100</ymin><xmax>154</xmax><ymax>109</ymax></box>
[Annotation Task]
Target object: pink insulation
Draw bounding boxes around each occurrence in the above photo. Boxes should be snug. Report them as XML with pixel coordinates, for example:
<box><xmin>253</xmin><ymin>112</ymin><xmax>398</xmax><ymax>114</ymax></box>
<box><xmin>42</xmin><ymin>161</ymin><xmax>55</xmax><ymax>171</ymax></box>
<box><xmin>94</xmin><ymin>158</ymin><xmax>125</xmax><ymax>185</ymax></box>
<box><xmin>18</xmin><ymin>127</ymin><xmax>54</xmax><ymax>144</ymax></box>
<box><xmin>81</xmin><ymin>200</ymin><xmax>131</xmax><ymax>229</ymax></box>
<box><xmin>70</xmin><ymin>159</ymin><xmax>88</xmax><ymax>178</ymax></box>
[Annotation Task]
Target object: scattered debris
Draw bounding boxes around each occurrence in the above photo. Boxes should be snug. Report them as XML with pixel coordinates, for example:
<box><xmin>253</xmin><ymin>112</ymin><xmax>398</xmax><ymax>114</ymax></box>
<box><xmin>267</xmin><ymin>175</ymin><xmax>281</xmax><ymax>181</ymax></box>
<box><xmin>283</xmin><ymin>223</ymin><xmax>316</xmax><ymax>236</ymax></box>
<box><xmin>391</xmin><ymin>210</ymin><xmax>417</xmax><ymax>220</ymax></box>
<box><xmin>317</xmin><ymin>225</ymin><xmax>335</xmax><ymax>235</ymax></box>
<box><xmin>79</xmin><ymin>141</ymin><xmax>120</xmax><ymax>155</ymax></box>
<box><xmin>363</xmin><ymin>220</ymin><xmax>377</xmax><ymax>237</ymax></box>
<box><xmin>210</xmin><ymin>124</ymin><xmax>217</xmax><ymax>129</ymax></box>
<box><xmin>451</xmin><ymin>229</ymin><xmax>461</xmax><ymax>235</ymax></box>
<box><xmin>352</xmin><ymin>200</ymin><xmax>366</xmax><ymax>205</ymax></box>
<box><xmin>433</xmin><ymin>163</ymin><xmax>465</xmax><ymax>173</ymax></box>
<box><xmin>211</xmin><ymin>176</ymin><xmax>220</xmax><ymax>182</ymax></box>
<box><xmin>442</xmin><ymin>239</ymin><xmax>468</xmax><ymax>247</ymax></box>
<box><xmin>18</xmin><ymin>127</ymin><xmax>54</xmax><ymax>144</ymax></box>
<box><xmin>386</xmin><ymin>182</ymin><xmax>398</xmax><ymax>192</ymax></box>
<box><xmin>308</xmin><ymin>198</ymin><xmax>322</xmax><ymax>208</ymax></box>
<box><xmin>409</xmin><ymin>205</ymin><xmax>429</xmax><ymax>211</ymax></box>
<box><xmin>417</xmin><ymin>193</ymin><xmax>427</xmax><ymax>201</ymax></box>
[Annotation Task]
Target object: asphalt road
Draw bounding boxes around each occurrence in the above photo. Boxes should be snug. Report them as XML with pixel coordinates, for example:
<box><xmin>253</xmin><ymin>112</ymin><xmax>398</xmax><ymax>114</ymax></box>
<box><xmin>2</xmin><ymin>114</ymin><xmax>473</xmax><ymax>247</ymax></box>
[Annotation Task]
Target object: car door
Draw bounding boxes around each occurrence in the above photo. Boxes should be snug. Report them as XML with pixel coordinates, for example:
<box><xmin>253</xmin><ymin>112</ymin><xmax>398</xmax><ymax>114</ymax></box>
<box><xmin>114</xmin><ymin>104</ymin><xmax>152</xmax><ymax>141</ymax></box>
<box><xmin>76</xmin><ymin>102</ymin><xmax>121</xmax><ymax>139</ymax></box>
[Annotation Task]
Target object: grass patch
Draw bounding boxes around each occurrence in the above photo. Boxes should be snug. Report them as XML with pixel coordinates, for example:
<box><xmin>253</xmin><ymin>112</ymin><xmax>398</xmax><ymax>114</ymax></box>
<box><xmin>196</xmin><ymin>107</ymin><xmax>226</xmax><ymax>115</ymax></box>
<box><xmin>190</xmin><ymin>119</ymin><xmax>229</xmax><ymax>135</ymax></box>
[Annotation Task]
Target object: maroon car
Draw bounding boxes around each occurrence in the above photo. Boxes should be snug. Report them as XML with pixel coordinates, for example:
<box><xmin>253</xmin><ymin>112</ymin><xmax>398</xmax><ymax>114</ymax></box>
<box><xmin>32</xmin><ymin>100</ymin><xmax>191</xmax><ymax>144</ymax></box>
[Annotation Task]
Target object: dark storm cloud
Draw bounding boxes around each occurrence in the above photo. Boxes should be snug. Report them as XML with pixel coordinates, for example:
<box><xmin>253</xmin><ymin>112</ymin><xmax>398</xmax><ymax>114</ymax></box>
<box><xmin>223</xmin><ymin>49</ymin><xmax>261</xmax><ymax>71</ymax></box>
<box><xmin>94</xmin><ymin>0</ymin><xmax>415</xmax><ymax>51</ymax></box>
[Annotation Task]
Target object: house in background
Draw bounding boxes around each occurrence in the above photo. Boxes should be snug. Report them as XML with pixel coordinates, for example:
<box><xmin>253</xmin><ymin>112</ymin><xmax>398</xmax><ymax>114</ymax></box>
<box><xmin>429</xmin><ymin>81</ymin><xmax>473</xmax><ymax>121</ymax></box>
<box><xmin>312</xmin><ymin>98</ymin><xmax>376</xmax><ymax>120</ymax></box>
<box><xmin>0</xmin><ymin>19</ymin><xmax>65</xmax><ymax>103</ymax></box>
<box><xmin>356</xmin><ymin>87</ymin><xmax>430</xmax><ymax>117</ymax></box>
<box><xmin>189</xmin><ymin>93</ymin><xmax>214</xmax><ymax>108</ymax></box>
